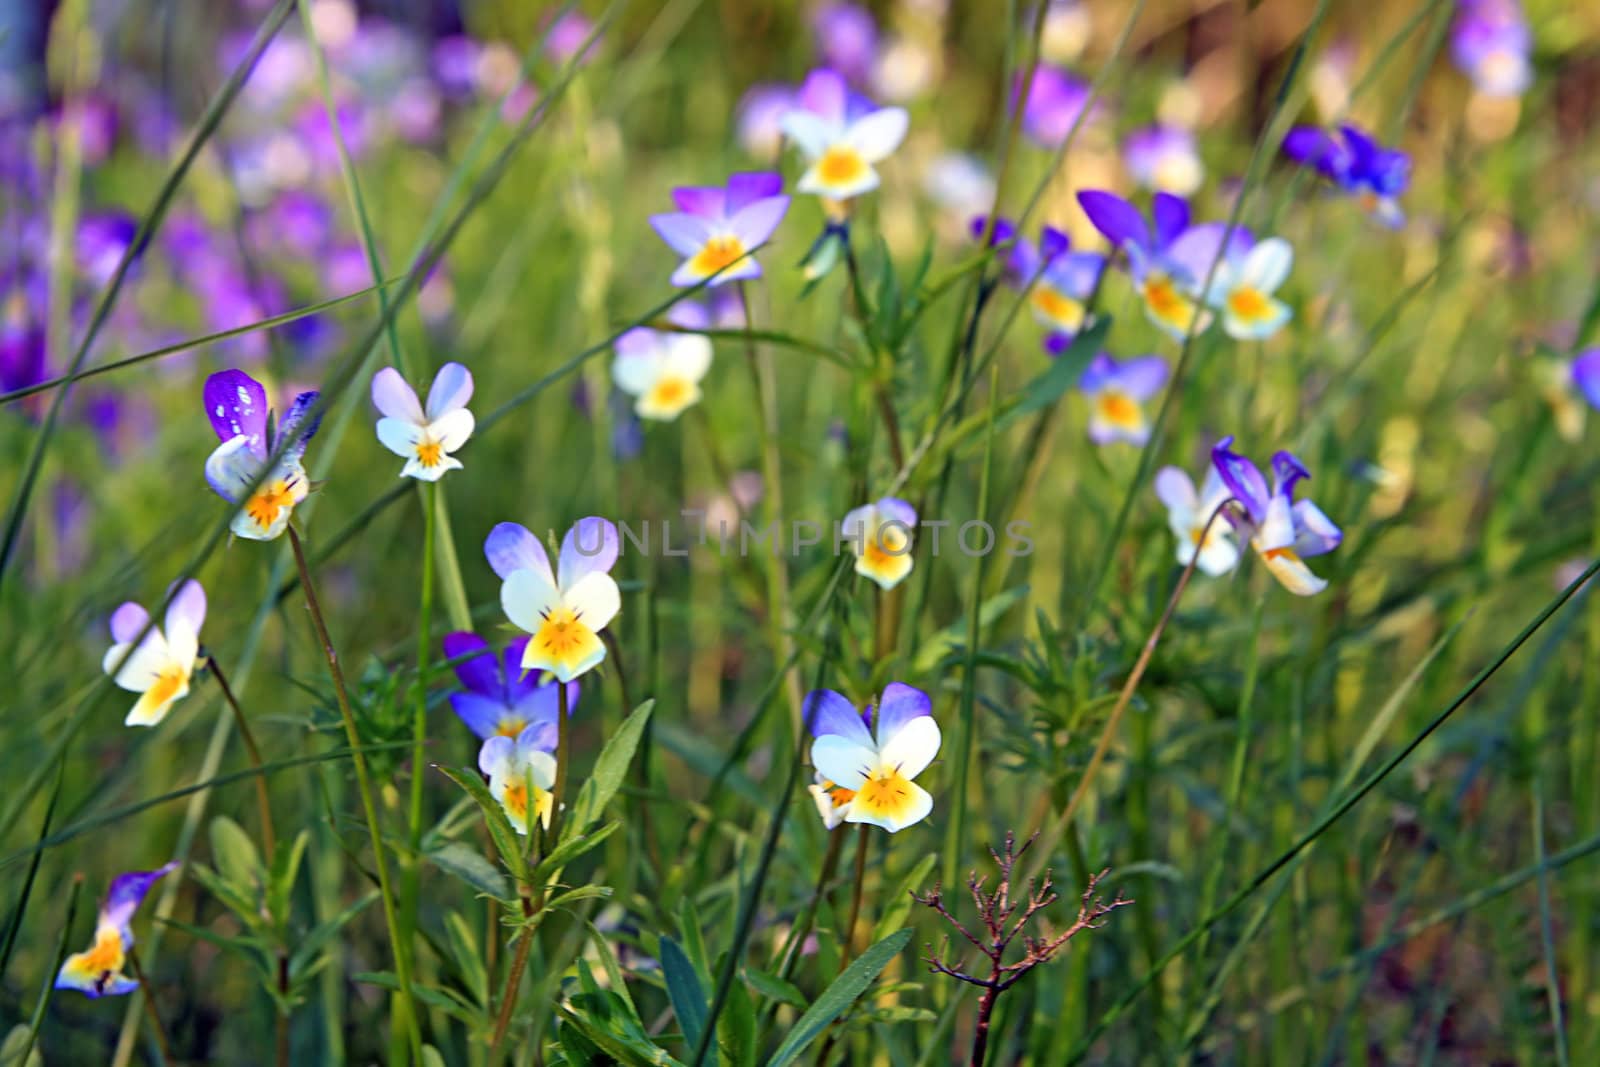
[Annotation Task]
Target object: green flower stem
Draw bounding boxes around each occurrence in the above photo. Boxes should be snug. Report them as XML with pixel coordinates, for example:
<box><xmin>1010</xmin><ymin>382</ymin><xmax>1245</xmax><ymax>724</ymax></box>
<box><xmin>399</xmin><ymin>479</ymin><xmax>438</xmax><ymax>1063</ymax></box>
<box><xmin>204</xmin><ymin>655</ymin><xmax>276</xmax><ymax>859</ymax></box>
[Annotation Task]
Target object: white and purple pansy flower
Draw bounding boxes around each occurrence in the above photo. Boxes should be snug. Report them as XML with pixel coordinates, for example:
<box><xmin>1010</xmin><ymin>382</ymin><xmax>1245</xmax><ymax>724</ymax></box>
<box><xmin>806</xmin><ymin>684</ymin><xmax>941</xmax><ymax>833</ymax></box>
<box><xmin>650</xmin><ymin>172</ymin><xmax>790</xmax><ymax>287</ymax></box>
<box><xmin>1123</xmin><ymin>124</ymin><xmax>1204</xmax><ymax>197</ymax></box>
<box><xmin>202</xmin><ymin>369</ymin><xmax>320</xmax><ymax>541</ymax></box>
<box><xmin>1078</xmin><ymin>353</ymin><xmax>1167</xmax><ymax>445</ymax></box>
<box><xmin>488</xmin><ymin>518</ymin><xmax>622</xmax><ymax>683</ymax></box>
<box><xmin>611</xmin><ymin>302</ymin><xmax>714</xmax><ymax>421</ymax></box>
<box><xmin>442</xmin><ymin>631</ymin><xmax>578</xmax><ymax>741</ymax></box>
<box><xmin>1154</xmin><ymin>463</ymin><xmax>1240</xmax><ymax>577</ymax></box>
<box><xmin>1212</xmin><ymin>437</ymin><xmax>1343</xmax><ymax>596</ymax></box>
<box><xmin>371</xmin><ymin>361</ymin><xmax>475</xmax><ymax>481</ymax></box>
<box><xmin>973</xmin><ymin>215</ymin><xmax>1106</xmax><ymax>339</ymax></box>
<box><xmin>1451</xmin><ymin>0</ymin><xmax>1532</xmax><ymax>99</ymax></box>
<box><xmin>102</xmin><ymin>579</ymin><xmax>206</xmax><ymax>728</ymax></box>
<box><xmin>56</xmin><ymin>863</ymin><xmax>177</xmax><ymax>998</ymax></box>
<box><xmin>478</xmin><ymin>724</ymin><xmax>558</xmax><ymax>835</ymax></box>
<box><xmin>841</xmin><ymin>497</ymin><xmax>917</xmax><ymax>590</ymax></box>
<box><xmin>1204</xmin><ymin>236</ymin><xmax>1294</xmax><ymax>341</ymax></box>
<box><xmin>780</xmin><ymin>68</ymin><xmax>908</xmax><ymax>201</ymax></box>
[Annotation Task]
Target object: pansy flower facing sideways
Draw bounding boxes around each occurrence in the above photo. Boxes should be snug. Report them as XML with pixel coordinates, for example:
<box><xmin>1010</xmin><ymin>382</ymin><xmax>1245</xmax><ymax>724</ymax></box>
<box><xmin>56</xmin><ymin>863</ymin><xmax>176</xmax><ymax>997</ymax></box>
<box><xmin>780</xmin><ymin>68</ymin><xmax>908</xmax><ymax>202</ymax></box>
<box><xmin>841</xmin><ymin>497</ymin><xmax>917</xmax><ymax>590</ymax></box>
<box><xmin>371</xmin><ymin>362</ymin><xmax>475</xmax><ymax>481</ymax></box>
<box><xmin>1212</xmin><ymin>437</ymin><xmax>1343</xmax><ymax>596</ymax></box>
<box><xmin>489</xmin><ymin>517</ymin><xmax>621</xmax><ymax>682</ymax></box>
<box><xmin>1282</xmin><ymin>124</ymin><xmax>1411</xmax><ymax>228</ymax></box>
<box><xmin>1204</xmin><ymin>237</ymin><xmax>1294</xmax><ymax>341</ymax></box>
<box><xmin>202</xmin><ymin>369</ymin><xmax>320</xmax><ymax>541</ymax></box>
<box><xmin>442</xmin><ymin>631</ymin><xmax>578</xmax><ymax>740</ymax></box>
<box><xmin>806</xmin><ymin>684</ymin><xmax>940</xmax><ymax>833</ymax></box>
<box><xmin>478</xmin><ymin>724</ymin><xmax>558</xmax><ymax>835</ymax></box>
<box><xmin>971</xmin><ymin>216</ymin><xmax>1105</xmax><ymax>341</ymax></box>
<box><xmin>1077</xmin><ymin>189</ymin><xmax>1249</xmax><ymax>341</ymax></box>
<box><xmin>650</xmin><ymin>172</ymin><xmax>790</xmax><ymax>287</ymax></box>
<box><xmin>611</xmin><ymin>302</ymin><xmax>713</xmax><ymax>421</ymax></box>
<box><xmin>1078</xmin><ymin>353</ymin><xmax>1167</xmax><ymax>446</ymax></box>
<box><xmin>1154</xmin><ymin>463</ymin><xmax>1240</xmax><ymax>577</ymax></box>
<box><xmin>102</xmin><ymin>580</ymin><xmax>206</xmax><ymax>728</ymax></box>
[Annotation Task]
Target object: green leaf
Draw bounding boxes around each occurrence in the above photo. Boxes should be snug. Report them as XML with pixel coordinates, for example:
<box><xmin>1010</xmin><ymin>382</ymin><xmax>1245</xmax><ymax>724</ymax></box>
<box><xmin>717</xmin><ymin>975</ymin><xmax>757</xmax><ymax>1067</ymax></box>
<box><xmin>268</xmin><ymin>830</ymin><xmax>310</xmax><ymax>932</ymax></box>
<box><xmin>533</xmin><ymin>822</ymin><xmax>620</xmax><ymax>883</ymax></box>
<box><xmin>675</xmin><ymin>896</ymin><xmax>712</xmax><ymax>994</ymax></box>
<box><xmin>584</xmin><ymin>920</ymin><xmax>642</xmax><ymax>1026</ymax></box>
<box><xmin>561</xmin><ymin>701</ymin><xmax>654</xmax><ymax>845</ymax></box>
<box><xmin>872</xmin><ymin>853</ymin><xmax>938</xmax><ymax>943</ymax></box>
<box><xmin>288</xmin><ymin>890</ymin><xmax>379</xmax><ymax>979</ymax></box>
<box><xmin>744</xmin><ymin>968</ymin><xmax>806</xmax><ymax>1009</ymax></box>
<box><xmin>437</xmin><ymin>765</ymin><xmax>527</xmax><ymax>883</ymax></box>
<box><xmin>765</xmin><ymin>929</ymin><xmax>912</xmax><ymax>1067</ymax></box>
<box><xmin>545</xmin><ymin>885</ymin><xmax>615</xmax><ymax>912</ymax></box>
<box><xmin>427</xmin><ymin>840</ymin><xmax>512</xmax><ymax>902</ymax></box>
<box><xmin>659</xmin><ymin>936</ymin><xmax>708</xmax><ymax>1052</ymax></box>
<box><xmin>996</xmin><ymin>316</ymin><xmax>1112</xmax><ymax>429</ymax></box>
<box><xmin>912</xmin><ymin>586</ymin><xmax>1030</xmax><ymax>674</ymax></box>
<box><xmin>209</xmin><ymin>815</ymin><xmax>263</xmax><ymax>894</ymax></box>
<box><xmin>0</xmin><ymin>1023</ymin><xmax>43</xmax><ymax>1067</ymax></box>
<box><xmin>186</xmin><ymin>863</ymin><xmax>263</xmax><ymax>934</ymax></box>
<box><xmin>442</xmin><ymin>909</ymin><xmax>488</xmax><ymax>1009</ymax></box>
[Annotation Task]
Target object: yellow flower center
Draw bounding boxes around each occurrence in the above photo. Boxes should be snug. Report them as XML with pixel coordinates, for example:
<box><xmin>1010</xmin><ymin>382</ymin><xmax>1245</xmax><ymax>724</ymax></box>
<box><xmin>495</xmin><ymin>717</ymin><xmax>527</xmax><ymax>739</ymax></box>
<box><xmin>853</xmin><ymin>768</ymin><xmax>916</xmax><ymax>821</ymax></box>
<box><xmin>820</xmin><ymin>780</ymin><xmax>856</xmax><ymax>809</ymax></box>
<box><xmin>642</xmin><ymin>374</ymin><xmax>696</xmax><ymax>417</ymax></box>
<box><xmin>1263</xmin><ymin>546</ymin><xmax>1301</xmax><ymax>564</ymax></box>
<box><xmin>416</xmin><ymin>439</ymin><xmax>443</xmax><ymax>468</ymax></box>
<box><xmin>503</xmin><ymin>782</ymin><xmax>529</xmax><ymax>822</ymax></box>
<box><xmin>1227</xmin><ymin>286</ymin><xmax>1270</xmax><ymax>321</ymax></box>
<box><xmin>862</xmin><ymin>526</ymin><xmax>909</xmax><ymax>571</ymax></box>
<box><xmin>1143</xmin><ymin>275</ymin><xmax>1186</xmax><ymax>318</ymax></box>
<box><xmin>817</xmin><ymin>144</ymin><xmax>868</xmax><ymax>188</ymax></box>
<box><xmin>536</xmin><ymin>606</ymin><xmax>597</xmax><ymax>663</ymax></box>
<box><xmin>1095</xmin><ymin>390</ymin><xmax>1142</xmax><ymax>430</ymax></box>
<box><xmin>690</xmin><ymin>235</ymin><xmax>746</xmax><ymax>277</ymax></box>
<box><xmin>245</xmin><ymin>479</ymin><xmax>297</xmax><ymax>530</ymax></box>
<box><xmin>147</xmin><ymin>665</ymin><xmax>188</xmax><ymax>709</ymax></box>
<box><xmin>1031</xmin><ymin>285</ymin><xmax>1085</xmax><ymax>331</ymax></box>
<box><xmin>81</xmin><ymin>928</ymin><xmax>124</xmax><ymax>976</ymax></box>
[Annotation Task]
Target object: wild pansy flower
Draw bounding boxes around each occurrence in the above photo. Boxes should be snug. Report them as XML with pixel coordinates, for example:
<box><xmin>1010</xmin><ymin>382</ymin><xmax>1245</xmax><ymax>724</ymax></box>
<box><xmin>1282</xmin><ymin>124</ymin><xmax>1410</xmax><ymax>228</ymax></box>
<box><xmin>780</xmin><ymin>68</ymin><xmax>909</xmax><ymax>202</ymax></box>
<box><xmin>611</xmin><ymin>303</ymin><xmax>714</xmax><ymax>421</ymax></box>
<box><xmin>56</xmin><ymin>863</ymin><xmax>176</xmax><ymax>998</ymax></box>
<box><xmin>650</xmin><ymin>172</ymin><xmax>790</xmax><ymax>287</ymax></box>
<box><xmin>478</xmin><ymin>724</ymin><xmax>557</xmax><ymax>835</ymax></box>
<box><xmin>102</xmin><ymin>580</ymin><xmax>206</xmax><ymax>728</ymax></box>
<box><xmin>807</xmin><ymin>684</ymin><xmax>940</xmax><ymax>833</ymax></box>
<box><xmin>1451</xmin><ymin>0</ymin><xmax>1532</xmax><ymax>98</ymax></box>
<box><xmin>1077</xmin><ymin>189</ymin><xmax>1248</xmax><ymax>340</ymax></box>
<box><xmin>841</xmin><ymin>498</ymin><xmax>917</xmax><ymax>590</ymax></box>
<box><xmin>1078</xmin><ymin>353</ymin><xmax>1167</xmax><ymax>445</ymax></box>
<box><xmin>1574</xmin><ymin>350</ymin><xmax>1600</xmax><ymax>412</ymax></box>
<box><xmin>442</xmin><ymin>631</ymin><xmax>578</xmax><ymax>740</ymax></box>
<box><xmin>488</xmin><ymin>518</ymin><xmax>621</xmax><ymax>683</ymax></box>
<box><xmin>1204</xmin><ymin>237</ymin><xmax>1294</xmax><ymax>340</ymax></box>
<box><xmin>1123</xmin><ymin>125</ymin><xmax>1203</xmax><ymax>197</ymax></box>
<box><xmin>203</xmin><ymin>370</ymin><xmax>320</xmax><ymax>541</ymax></box>
<box><xmin>1154</xmin><ymin>463</ymin><xmax>1240</xmax><ymax>577</ymax></box>
<box><xmin>971</xmin><ymin>216</ymin><xmax>1105</xmax><ymax>339</ymax></box>
<box><xmin>371</xmin><ymin>362</ymin><xmax>475</xmax><ymax>481</ymax></box>
<box><xmin>1212</xmin><ymin>437</ymin><xmax>1343</xmax><ymax>596</ymax></box>
<box><xmin>1018</xmin><ymin>65</ymin><xmax>1096</xmax><ymax>147</ymax></box>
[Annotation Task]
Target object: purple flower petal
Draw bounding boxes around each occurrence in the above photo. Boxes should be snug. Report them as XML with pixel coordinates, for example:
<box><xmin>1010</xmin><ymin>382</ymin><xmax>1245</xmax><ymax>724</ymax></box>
<box><xmin>671</xmin><ymin>186</ymin><xmax>726</xmax><ymax>220</ymax></box>
<box><xmin>203</xmin><ymin>370</ymin><xmax>269</xmax><ymax>453</ymax></box>
<box><xmin>164</xmin><ymin>579</ymin><xmax>206</xmax><ymax>641</ymax></box>
<box><xmin>874</xmin><ymin>682</ymin><xmax>931</xmax><ymax>742</ymax></box>
<box><xmin>1150</xmin><ymin>193</ymin><xmax>1190</xmax><ymax>250</ymax></box>
<box><xmin>803</xmin><ymin>688</ymin><xmax>873</xmax><ymax>745</ymax></box>
<box><xmin>442</xmin><ymin>631</ymin><xmax>500</xmax><ymax>698</ymax></box>
<box><xmin>1038</xmin><ymin>225</ymin><xmax>1071</xmax><ymax>262</ymax></box>
<box><xmin>110</xmin><ymin>601</ymin><xmax>150</xmax><ymax>644</ymax></box>
<box><xmin>727</xmin><ymin>195</ymin><xmax>790</xmax><ymax>250</ymax></box>
<box><xmin>650</xmin><ymin>213</ymin><xmax>713</xmax><ymax>257</ymax></box>
<box><xmin>796</xmin><ymin>68</ymin><xmax>849</xmax><ymax>126</ymax></box>
<box><xmin>1113</xmin><ymin>355</ymin><xmax>1170</xmax><ymax>400</ymax></box>
<box><xmin>485</xmin><ymin>522</ymin><xmax>554</xmax><ymax>584</ymax></box>
<box><xmin>1077</xmin><ymin>190</ymin><xmax>1150</xmax><ymax>254</ymax></box>
<box><xmin>426</xmin><ymin>362</ymin><xmax>474</xmax><ymax>421</ymax></box>
<box><xmin>1573</xmin><ymin>349</ymin><xmax>1600</xmax><ymax>410</ymax></box>
<box><xmin>559</xmin><ymin>517</ymin><xmax>620</xmax><ymax>586</ymax></box>
<box><xmin>451</xmin><ymin>692</ymin><xmax>511</xmax><ymax>740</ymax></box>
<box><xmin>275</xmin><ymin>391</ymin><xmax>321</xmax><ymax>464</ymax></box>
<box><xmin>1271</xmin><ymin>450</ymin><xmax>1311</xmax><ymax>498</ymax></box>
<box><xmin>101</xmin><ymin>863</ymin><xmax>177</xmax><ymax>936</ymax></box>
<box><xmin>371</xmin><ymin>367</ymin><xmax>424</xmax><ymax>424</ymax></box>
<box><xmin>1212</xmin><ymin>436</ymin><xmax>1270</xmax><ymax>524</ymax></box>
<box><xmin>725</xmin><ymin>171</ymin><xmax>785</xmax><ymax>214</ymax></box>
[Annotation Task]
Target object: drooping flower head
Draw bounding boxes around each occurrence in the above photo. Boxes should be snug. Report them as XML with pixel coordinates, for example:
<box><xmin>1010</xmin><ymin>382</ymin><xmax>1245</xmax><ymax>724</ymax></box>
<box><xmin>806</xmin><ymin>684</ymin><xmax>940</xmax><ymax>833</ymax></box>
<box><xmin>371</xmin><ymin>362</ymin><xmax>475</xmax><ymax>481</ymax></box>
<box><xmin>1204</xmin><ymin>237</ymin><xmax>1294</xmax><ymax>341</ymax></box>
<box><xmin>780</xmin><ymin>69</ymin><xmax>909</xmax><ymax>202</ymax></box>
<box><xmin>202</xmin><ymin>370</ymin><xmax>320</xmax><ymax>541</ymax></box>
<box><xmin>1017</xmin><ymin>65</ymin><xmax>1097</xmax><ymax>148</ymax></box>
<box><xmin>442</xmin><ymin>631</ymin><xmax>578</xmax><ymax>741</ymax></box>
<box><xmin>1212</xmin><ymin>437</ymin><xmax>1343</xmax><ymax>596</ymax></box>
<box><xmin>1078</xmin><ymin>354</ymin><xmax>1167</xmax><ymax>445</ymax></box>
<box><xmin>1153</xmin><ymin>463</ymin><xmax>1240</xmax><ymax>577</ymax></box>
<box><xmin>1451</xmin><ymin>0</ymin><xmax>1532</xmax><ymax>98</ymax></box>
<box><xmin>841</xmin><ymin>497</ymin><xmax>917</xmax><ymax>590</ymax></box>
<box><xmin>478</xmin><ymin>725</ymin><xmax>557</xmax><ymax>835</ymax></box>
<box><xmin>489</xmin><ymin>518</ymin><xmax>621</xmax><ymax>683</ymax></box>
<box><xmin>56</xmin><ymin>863</ymin><xmax>177</xmax><ymax>998</ymax></box>
<box><xmin>1077</xmin><ymin>190</ymin><xmax>1249</xmax><ymax>340</ymax></box>
<box><xmin>612</xmin><ymin>303</ymin><xmax>714</xmax><ymax>421</ymax></box>
<box><xmin>1282</xmin><ymin>124</ymin><xmax>1411</xmax><ymax>228</ymax></box>
<box><xmin>971</xmin><ymin>216</ymin><xmax>1105</xmax><ymax>340</ymax></box>
<box><xmin>102</xmin><ymin>580</ymin><xmax>206</xmax><ymax>728</ymax></box>
<box><xmin>1123</xmin><ymin>125</ymin><xmax>1204</xmax><ymax>197</ymax></box>
<box><xmin>650</xmin><ymin>172</ymin><xmax>790</xmax><ymax>287</ymax></box>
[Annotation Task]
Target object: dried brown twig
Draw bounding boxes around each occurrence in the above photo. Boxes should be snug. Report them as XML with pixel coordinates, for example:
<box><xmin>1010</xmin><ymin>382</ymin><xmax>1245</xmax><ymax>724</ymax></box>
<box><xmin>915</xmin><ymin>831</ymin><xmax>1131</xmax><ymax>1066</ymax></box>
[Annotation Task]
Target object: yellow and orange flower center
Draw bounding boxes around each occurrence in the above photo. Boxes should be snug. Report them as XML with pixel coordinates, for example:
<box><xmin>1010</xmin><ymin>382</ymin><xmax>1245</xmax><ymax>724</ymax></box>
<box><xmin>415</xmin><ymin>439</ymin><xmax>443</xmax><ymax>468</ymax></box>
<box><xmin>690</xmin><ymin>235</ymin><xmax>746</xmax><ymax>277</ymax></box>
<box><xmin>495</xmin><ymin>717</ymin><xmax>528</xmax><ymax>739</ymax></box>
<box><xmin>854</xmin><ymin>768</ymin><xmax>914</xmax><ymax>816</ymax></box>
<box><xmin>146</xmin><ymin>665</ymin><xmax>188</xmax><ymax>709</ymax></box>
<box><xmin>1031</xmin><ymin>285</ymin><xmax>1085</xmax><ymax>330</ymax></box>
<box><xmin>502</xmin><ymin>782</ymin><xmax>529</xmax><ymax>822</ymax></box>
<box><xmin>817</xmin><ymin>144</ymin><xmax>868</xmax><ymax>188</ymax></box>
<box><xmin>1262</xmin><ymin>545</ymin><xmax>1301</xmax><ymax>564</ymax></box>
<box><xmin>80</xmin><ymin>928</ymin><xmax>124</xmax><ymax>976</ymax></box>
<box><xmin>1095</xmin><ymin>390</ymin><xmax>1142</xmax><ymax>430</ymax></box>
<box><xmin>245</xmin><ymin>479</ymin><xmax>297</xmax><ymax>530</ymax></box>
<box><xmin>1227</xmin><ymin>286</ymin><xmax>1270</xmax><ymax>321</ymax></box>
<box><xmin>820</xmin><ymin>780</ymin><xmax>856</xmax><ymax>809</ymax></box>
<box><xmin>861</xmin><ymin>527</ymin><xmax>910</xmax><ymax>571</ymax></box>
<box><xmin>1143</xmin><ymin>275</ymin><xmax>1189</xmax><ymax>320</ymax></box>
<box><xmin>645</xmin><ymin>375</ymin><xmax>694</xmax><ymax>414</ymax></box>
<box><xmin>536</xmin><ymin>606</ymin><xmax>595</xmax><ymax>661</ymax></box>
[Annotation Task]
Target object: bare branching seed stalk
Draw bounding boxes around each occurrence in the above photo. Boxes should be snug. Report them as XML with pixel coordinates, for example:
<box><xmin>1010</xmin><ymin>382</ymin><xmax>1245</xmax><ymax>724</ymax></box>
<box><xmin>916</xmin><ymin>832</ymin><xmax>1131</xmax><ymax>1067</ymax></box>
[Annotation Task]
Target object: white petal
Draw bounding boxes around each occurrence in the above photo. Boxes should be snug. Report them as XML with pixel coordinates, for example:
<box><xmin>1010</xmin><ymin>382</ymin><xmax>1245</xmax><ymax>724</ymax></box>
<box><xmin>1153</xmin><ymin>467</ymin><xmax>1198</xmax><ymax>519</ymax></box>
<box><xmin>564</xmin><ymin>572</ymin><xmax>620</xmax><ymax>633</ymax></box>
<box><xmin>848</xmin><ymin>780</ymin><xmax>933</xmax><ymax>833</ymax></box>
<box><xmin>612</xmin><ymin>352</ymin><xmax>661</xmax><ymax>397</ymax></box>
<box><xmin>876</xmin><ymin>715</ymin><xmax>940</xmax><ymax>780</ymax></box>
<box><xmin>844</xmin><ymin>108</ymin><xmax>909</xmax><ymax>163</ymax></box>
<box><xmin>796</xmin><ymin>162</ymin><xmax>880</xmax><ymax>201</ymax></box>
<box><xmin>1241</xmin><ymin>237</ymin><xmax>1292</xmax><ymax>292</ymax></box>
<box><xmin>501</xmin><ymin>569</ymin><xmax>562</xmax><ymax>635</ymax></box>
<box><xmin>811</xmin><ymin>735</ymin><xmax>875</xmax><ymax>791</ymax></box>
<box><xmin>371</xmin><ymin>367</ymin><xmax>425</xmax><ymax>423</ymax></box>
<box><xmin>664</xmin><ymin>334</ymin><xmax>713</xmax><ymax>382</ymax></box>
<box><xmin>1260</xmin><ymin>548</ymin><xmax>1328</xmax><ymax>596</ymax></box>
<box><xmin>428</xmin><ymin>408</ymin><xmax>475</xmax><ymax>451</ymax></box>
<box><xmin>779</xmin><ymin>110</ymin><xmax>835</xmax><ymax>159</ymax></box>
<box><xmin>102</xmin><ymin>635</ymin><xmax>170</xmax><ymax>692</ymax></box>
<box><xmin>425</xmin><ymin>362</ymin><xmax>474</xmax><ymax>421</ymax></box>
<box><xmin>1195</xmin><ymin>535</ymin><xmax>1241</xmax><ymax>577</ymax></box>
<box><xmin>376</xmin><ymin>417</ymin><xmax>424</xmax><ymax>459</ymax></box>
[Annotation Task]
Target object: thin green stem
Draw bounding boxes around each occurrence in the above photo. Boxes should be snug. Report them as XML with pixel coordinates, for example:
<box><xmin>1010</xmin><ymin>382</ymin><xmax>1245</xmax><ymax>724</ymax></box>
<box><xmin>127</xmin><ymin>947</ymin><xmax>175</xmax><ymax>1067</ymax></box>
<box><xmin>205</xmin><ymin>655</ymin><xmax>277</xmax><ymax>859</ymax></box>
<box><xmin>287</xmin><ymin>526</ymin><xmax>422</xmax><ymax>1063</ymax></box>
<box><xmin>843</xmin><ymin>824</ymin><xmax>872</xmax><ymax>964</ymax></box>
<box><xmin>400</xmin><ymin>479</ymin><xmax>438</xmax><ymax>1063</ymax></box>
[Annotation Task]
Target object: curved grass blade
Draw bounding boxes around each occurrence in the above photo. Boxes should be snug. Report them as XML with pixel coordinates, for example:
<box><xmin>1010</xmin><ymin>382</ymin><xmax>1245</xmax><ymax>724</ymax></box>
<box><xmin>764</xmin><ymin>929</ymin><xmax>913</xmax><ymax>1067</ymax></box>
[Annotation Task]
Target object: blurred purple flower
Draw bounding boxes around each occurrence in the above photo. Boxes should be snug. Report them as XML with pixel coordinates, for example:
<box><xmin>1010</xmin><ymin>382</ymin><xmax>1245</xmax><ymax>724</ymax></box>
<box><xmin>1574</xmin><ymin>349</ymin><xmax>1600</xmax><ymax>412</ymax></box>
<box><xmin>1451</xmin><ymin>0</ymin><xmax>1532</xmax><ymax>98</ymax></box>
<box><xmin>1078</xmin><ymin>353</ymin><xmax>1166</xmax><ymax>445</ymax></box>
<box><xmin>1123</xmin><ymin>125</ymin><xmax>1203</xmax><ymax>196</ymax></box>
<box><xmin>1018</xmin><ymin>66</ymin><xmax>1097</xmax><ymax>147</ymax></box>
<box><xmin>1282</xmin><ymin>124</ymin><xmax>1410</xmax><ymax>227</ymax></box>
<box><xmin>736</xmin><ymin>83</ymin><xmax>797</xmax><ymax>161</ymax></box>
<box><xmin>812</xmin><ymin>4</ymin><xmax>879</xmax><ymax>86</ymax></box>
<box><xmin>442</xmin><ymin>631</ymin><xmax>578</xmax><ymax>740</ymax></box>
<box><xmin>650</xmin><ymin>172</ymin><xmax>790</xmax><ymax>287</ymax></box>
<box><xmin>545</xmin><ymin>12</ymin><xmax>600</xmax><ymax>66</ymax></box>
